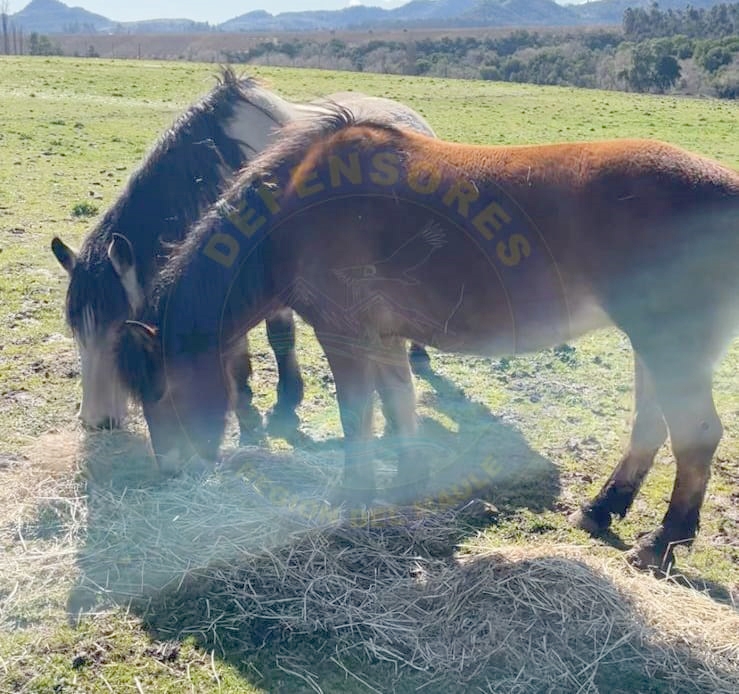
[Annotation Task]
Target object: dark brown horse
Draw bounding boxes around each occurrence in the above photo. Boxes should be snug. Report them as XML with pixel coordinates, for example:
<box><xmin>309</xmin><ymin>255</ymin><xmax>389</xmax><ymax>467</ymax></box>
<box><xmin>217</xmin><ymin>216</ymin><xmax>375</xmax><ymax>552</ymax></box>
<box><xmin>51</xmin><ymin>70</ymin><xmax>433</xmax><ymax>435</ymax></box>
<box><xmin>118</xmin><ymin>105</ymin><xmax>739</xmax><ymax>573</ymax></box>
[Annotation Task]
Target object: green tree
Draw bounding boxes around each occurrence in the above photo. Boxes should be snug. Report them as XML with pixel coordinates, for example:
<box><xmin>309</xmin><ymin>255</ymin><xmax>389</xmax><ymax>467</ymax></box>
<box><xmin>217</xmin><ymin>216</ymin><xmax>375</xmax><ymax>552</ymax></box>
<box><xmin>621</xmin><ymin>43</ymin><xmax>681</xmax><ymax>93</ymax></box>
<box><xmin>28</xmin><ymin>31</ymin><xmax>61</xmax><ymax>56</ymax></box>
<box><xmin>653</xmin><ymin>54</ymin><xmax>681</xmax><ymax>90</ymax></box>
<box><xmin>698</xmin><ymin>45</ymin><xmax>733</xmax><ymax>72</ymax></box>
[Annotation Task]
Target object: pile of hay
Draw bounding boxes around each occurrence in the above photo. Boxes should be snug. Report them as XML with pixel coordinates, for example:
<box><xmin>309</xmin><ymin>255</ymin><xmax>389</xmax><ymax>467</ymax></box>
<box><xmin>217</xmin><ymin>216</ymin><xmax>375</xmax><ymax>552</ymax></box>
<box><xmin>65</xmin><ymin>437</ymin><xmax>739</xmax><ymax>694</ymax></box>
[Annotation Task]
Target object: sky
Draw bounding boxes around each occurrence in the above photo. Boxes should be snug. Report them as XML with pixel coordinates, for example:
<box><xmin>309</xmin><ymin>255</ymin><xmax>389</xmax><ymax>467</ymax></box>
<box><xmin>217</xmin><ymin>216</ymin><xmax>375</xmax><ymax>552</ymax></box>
<box><xmin>11</xmin><ymin>1</ymin><xmax>411</xmax><ymax>25</ymax></box>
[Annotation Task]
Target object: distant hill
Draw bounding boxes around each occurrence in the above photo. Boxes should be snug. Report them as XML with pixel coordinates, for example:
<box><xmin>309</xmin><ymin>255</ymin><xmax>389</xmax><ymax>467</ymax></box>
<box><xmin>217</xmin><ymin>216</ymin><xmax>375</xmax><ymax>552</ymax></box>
<box><xmin>9</xmin><ymin>0</ymin><xmax>209</xmax><ymax>34</ymax></box>
<box><xmin>220</xmin><ymin>0</ymin><xmax>581</xmax><ymax>32</ymax></box>
<box><xmin>10</xmin><ymin>0</ymin><xmax>113</xmax><ymax>34</ymax></box>
<box><xmin>7</xmin><ymin>0</ymin><xmax>736</xmax><ymax>35</ymax></box>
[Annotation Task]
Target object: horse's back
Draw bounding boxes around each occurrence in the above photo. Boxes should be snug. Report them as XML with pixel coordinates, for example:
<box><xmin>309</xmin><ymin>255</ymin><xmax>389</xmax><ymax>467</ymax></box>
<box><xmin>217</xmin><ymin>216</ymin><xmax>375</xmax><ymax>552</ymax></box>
<box><xmin>280</xmin><ymin>121</ymin><xmax>739</xmax><ymax>352</ymax></box>
<box><xmin>323</xmin><ymin>92</ymin><xmax>436</xmax><ymax>137</ymax></box>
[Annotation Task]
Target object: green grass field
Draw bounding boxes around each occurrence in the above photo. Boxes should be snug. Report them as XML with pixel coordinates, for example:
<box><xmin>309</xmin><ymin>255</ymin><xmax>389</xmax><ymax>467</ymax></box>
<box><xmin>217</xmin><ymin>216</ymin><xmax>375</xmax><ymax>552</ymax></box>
<box><xmin>0</xmin><ymin>56</ymin><xmax>738</xmax><ymax>693</ymax></box>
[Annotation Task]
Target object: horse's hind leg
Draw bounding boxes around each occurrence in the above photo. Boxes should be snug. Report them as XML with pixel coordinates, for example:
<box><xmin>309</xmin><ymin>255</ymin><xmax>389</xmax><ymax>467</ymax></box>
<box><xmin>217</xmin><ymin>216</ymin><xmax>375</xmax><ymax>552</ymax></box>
<box><xmin>375</xmin><ymin>337</ymin><xmax>430</xmax><ymax>503</ymax></box>
<box><xmin>265</xmin><ymin>308</ymin><xmax>304</xmax><ymax>434</ymax></box>
<box><xmin>626</xmin><ymin>348</ymin><xmax>722</xmax><ymax>573</ymax></box>
<box><xmin>571</xmin><ymin>352</ymin><xmax>667</xmax><ymax>534</ymax></box>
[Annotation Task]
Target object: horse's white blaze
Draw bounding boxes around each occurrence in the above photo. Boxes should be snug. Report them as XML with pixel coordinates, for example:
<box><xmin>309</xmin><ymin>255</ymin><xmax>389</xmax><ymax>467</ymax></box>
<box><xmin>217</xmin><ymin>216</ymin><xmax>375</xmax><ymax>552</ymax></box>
<box><xmin>117</xmin><ymin>265</ymin><xmax>144</xmax><ymax>316</ymax></box>
<box><xmin>77</xmin><ymin>308</ymin><xmax>128</xmax><ymax>428</ymax></box>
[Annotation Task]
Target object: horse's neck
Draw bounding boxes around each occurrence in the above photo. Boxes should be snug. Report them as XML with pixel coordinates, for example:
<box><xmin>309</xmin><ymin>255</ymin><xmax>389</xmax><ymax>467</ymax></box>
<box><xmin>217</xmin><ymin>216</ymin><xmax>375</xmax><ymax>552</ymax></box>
<box><xmin>222</xmin><ymin>88</ymin><xmax>302</xmax><ymax>160</ymax></box>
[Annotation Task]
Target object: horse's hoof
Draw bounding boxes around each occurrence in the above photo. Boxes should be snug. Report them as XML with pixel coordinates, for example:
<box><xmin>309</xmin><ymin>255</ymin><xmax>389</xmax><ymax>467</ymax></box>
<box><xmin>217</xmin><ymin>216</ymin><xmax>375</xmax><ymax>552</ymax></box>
<box><xmin>236</xmin><ymin>407</ymin><xmax>264</xmax><ymax>437</ymax></box>
<box><xmin>183</xmin><ymin>455</ymin><xmax>216</xmax><ymax>478</ymax></box>
<box><xmin>157</xmin><ymin>448</ymin><xmax>183</xmax><ymax>477</ymax></box>
<box><xmin>327</xmin><ymin>484</ymin><xmax>375</xmax><ymax>509</ymax></box>
<box><xmin>329</xmin><ymin>467</ymin><xmax>378</xmax><ymax>508</ymax></box>
<box><xmin>385</xmin><ymin>472</ymin><xmax>430</xmax><ymax>506</ymax></box>
<box><xmin>457</xmin><ymin>498</ymin><xmax>500</xmax><ymax>524</ymax></box>
<box><xmin>264</xmin><ymin>407</ymin><xmax>300</xmax><ymax>437</ymax></box>
<box><xmin>569</xmin><ymin>504</ymin><xmax>611</xmax><ymax>536</ymax></box>
<box><xmin>625</xmin><ymin>531</ymin><xmax>674</xmax><ymax>577</ymax></box>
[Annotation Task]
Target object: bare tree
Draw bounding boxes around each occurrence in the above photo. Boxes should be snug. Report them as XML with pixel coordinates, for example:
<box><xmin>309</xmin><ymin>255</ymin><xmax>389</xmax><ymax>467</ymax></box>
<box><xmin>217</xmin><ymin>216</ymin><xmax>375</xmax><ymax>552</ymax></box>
<box><xmin>1</xmin><ymin>1</ymin><xmax>9</xmax><ymax>55</ymax></box>
<box><xmin>0</xmin><ymin>0</ymin><xmax>10</xmax><ymax>55</ymax></box>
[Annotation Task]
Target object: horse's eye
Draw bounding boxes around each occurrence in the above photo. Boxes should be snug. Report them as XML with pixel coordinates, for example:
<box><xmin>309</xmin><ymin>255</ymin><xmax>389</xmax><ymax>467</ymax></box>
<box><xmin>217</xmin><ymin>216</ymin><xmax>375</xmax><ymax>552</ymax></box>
<box><xmin>363</xmin><ymin>265</ymin><xmax>376</xmax><ymax>278</ymax></box>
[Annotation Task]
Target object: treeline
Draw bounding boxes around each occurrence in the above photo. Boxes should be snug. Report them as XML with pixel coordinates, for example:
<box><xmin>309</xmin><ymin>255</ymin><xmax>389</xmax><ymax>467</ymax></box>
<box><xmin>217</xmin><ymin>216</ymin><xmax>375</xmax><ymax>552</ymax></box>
<box><xmin>619</xmin><ymin>2</ymin><xmax>739</xmax><ymax>97</ymax></box>
<box><xmin>222</xmin><ymin>30</ymin><xmax>621</xmax><ymax>89</ymax></box>
<box><xmin>6</xmin><ymin>3</ymin><xmax>739</xmax><ymax>99</ymax></box>
<box><xmin>0</xmin><ymin>1</ymin><xmax>23</xmax><ymax>55</ymax></box>
<box><xmin>221</xmin><ymin>2</ymin><xmax>739</xmax><ymax>99</ymax></box>
<box><xmin>623</xmin><ymin>2</ymin><xmax>739</xmax><ymax>40</ymax></box>
<box><xmin>0</xmin><ymin>27</ymin><xmax>63</xmax><ymax>56</ymax></box>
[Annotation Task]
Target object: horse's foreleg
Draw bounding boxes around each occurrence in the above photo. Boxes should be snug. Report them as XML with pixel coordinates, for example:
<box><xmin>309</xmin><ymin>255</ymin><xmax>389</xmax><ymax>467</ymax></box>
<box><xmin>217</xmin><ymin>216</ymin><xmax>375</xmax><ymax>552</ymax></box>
<box><xmin>316</xmin><ymin>332</ymin><xmax>377</xmax><ymax>503</ymax></box>
<box><xmin>375</xmin><ymin>337</ymin><xmax>429</xmax><ymax>503</ymax></box>
<box><xmin>408</xmin><ymin>341</ymin><xmax>431</xmax><ymax>373</ymax></box>
<box><xmin>265</xmin><ymin>308</ymin><xmax>304</xmax><ymax>433</ymax></box>
<box><xmin>228</xmin><ymin>335</ymin><xmax>263</xmax><ymax>439</ymax></box>
<box><xmin>626</xmin><ymin>356</ymin><xmax>721</xmax><ymax>573</ymax></box>
<box><xmin>571</xmin><ymin>353</ymin><xmax>667</xmax><ymax>534</ymax></box>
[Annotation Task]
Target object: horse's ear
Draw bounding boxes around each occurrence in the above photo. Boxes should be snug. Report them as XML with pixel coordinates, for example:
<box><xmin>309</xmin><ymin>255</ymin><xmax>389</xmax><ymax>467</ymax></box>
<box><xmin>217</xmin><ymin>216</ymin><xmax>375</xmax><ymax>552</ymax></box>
<box><xmin>117</xmin><ymin>320</ymin><xmax>165</xmax><ymax>403</ymax></box>
<box><xmin>51</xmin><ymin>236</ymin><xmax>77</xmax><ymax>275</ymax></box>
<box><xmin>108</xmin><ymin>233</ymin><xmax>134</xmax><ymax>275</ymax></box>
<box><xmin>108</xmin><ymin>234</ymin><xmax>144</xmax><ymax>314</ymax></box>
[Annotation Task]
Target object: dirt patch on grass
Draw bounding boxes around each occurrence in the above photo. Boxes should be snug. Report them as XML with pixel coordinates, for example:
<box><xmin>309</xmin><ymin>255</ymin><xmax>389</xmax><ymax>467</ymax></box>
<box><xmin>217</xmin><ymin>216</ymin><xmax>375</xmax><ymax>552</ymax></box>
<box><xmin>25</xmin><ymin>430</ymin><xmax>82</xmax><ymax>475</ymax></box>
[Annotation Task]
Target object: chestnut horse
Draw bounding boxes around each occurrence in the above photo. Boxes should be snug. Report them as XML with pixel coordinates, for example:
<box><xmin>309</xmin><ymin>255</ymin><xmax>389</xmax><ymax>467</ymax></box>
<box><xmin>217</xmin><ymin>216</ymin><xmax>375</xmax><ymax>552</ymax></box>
<box><xmin>51</xmin><ymin>69</ymin><xmax>433</xmax><ymax>434</ymax></box>
<box><xmin>117</xmin><ymin>105</ymin><xmax>739</xmax><ymax>572</ymax></box>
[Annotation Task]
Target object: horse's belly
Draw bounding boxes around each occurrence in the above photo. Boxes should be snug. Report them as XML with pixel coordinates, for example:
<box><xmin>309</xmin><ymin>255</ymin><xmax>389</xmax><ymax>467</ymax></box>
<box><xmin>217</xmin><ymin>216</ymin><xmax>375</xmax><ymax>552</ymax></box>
<box><xmin>508</xmin><ymin>298</ymin><xmax>611</xmax><ymax>354</ymax></box>
<box><xmin>399</xmin><ymin>292</ymin><xmax>610</xmax><ymax>357</ymax></box>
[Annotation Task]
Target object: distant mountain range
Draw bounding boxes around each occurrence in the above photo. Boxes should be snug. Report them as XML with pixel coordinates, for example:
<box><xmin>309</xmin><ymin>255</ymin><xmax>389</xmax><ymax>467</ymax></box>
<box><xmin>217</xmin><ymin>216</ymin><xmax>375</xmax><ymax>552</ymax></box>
<box><xmin>7</xmin><ymin>0</ymin><xmax>730</xmax><ymax>35</ymax></box>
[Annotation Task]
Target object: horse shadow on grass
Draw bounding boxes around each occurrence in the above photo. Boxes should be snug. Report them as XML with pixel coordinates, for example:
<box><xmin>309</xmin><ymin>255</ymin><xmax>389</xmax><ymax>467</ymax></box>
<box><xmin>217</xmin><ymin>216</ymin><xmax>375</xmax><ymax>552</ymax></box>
<box><xmin>235</xmin><ymin>357</ymin><xmax>561</xmax><ymax>523</ymax></box>
<box><xmin>70</xmin><ymin>362</ymin><xmax>561</xmax><ymax>613</ymax></box>
<box><xmin>408</xmin><ymin>366</ymin><xmax>559</xmax><ymax>513</ymax></box>
<box><xmin>68</xmin><ymin>359</ymin><xmax>561</xmax><ymax>620</ymax></box>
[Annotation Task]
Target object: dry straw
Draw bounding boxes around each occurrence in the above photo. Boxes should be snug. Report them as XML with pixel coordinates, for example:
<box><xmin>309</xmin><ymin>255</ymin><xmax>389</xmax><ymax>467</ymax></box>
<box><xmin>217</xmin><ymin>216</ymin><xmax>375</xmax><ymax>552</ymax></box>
<box><xmin>4</xmin><ymin>429</ymin><xmax>739</xmax><ymax>692</ymax></box>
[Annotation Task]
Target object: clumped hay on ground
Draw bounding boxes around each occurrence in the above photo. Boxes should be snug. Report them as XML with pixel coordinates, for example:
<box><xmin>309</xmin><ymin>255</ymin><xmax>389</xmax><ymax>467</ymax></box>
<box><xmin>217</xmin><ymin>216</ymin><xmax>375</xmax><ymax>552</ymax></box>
<box><xmin>59</xmin><ymin>440</ymin><xmax>739</xmax><ymax>693</ymax></box>
<box><xmin>0</xmin><ymin>431</ymin><xmax>87</xmax><ymax>628</ymax></box>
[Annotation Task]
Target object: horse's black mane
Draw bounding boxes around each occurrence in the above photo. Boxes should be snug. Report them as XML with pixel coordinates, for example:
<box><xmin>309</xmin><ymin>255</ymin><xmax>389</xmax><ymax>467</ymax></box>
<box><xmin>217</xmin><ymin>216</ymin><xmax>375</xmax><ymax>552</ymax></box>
<box><xmin>65</xmin><ymin>67</ymin><xmax>271</xmax><ymax>340</ymax></box>
<box><xmin>154</xmin><ymin>102</ymin><xmax>404</xmax><ymax>303</ymax></box>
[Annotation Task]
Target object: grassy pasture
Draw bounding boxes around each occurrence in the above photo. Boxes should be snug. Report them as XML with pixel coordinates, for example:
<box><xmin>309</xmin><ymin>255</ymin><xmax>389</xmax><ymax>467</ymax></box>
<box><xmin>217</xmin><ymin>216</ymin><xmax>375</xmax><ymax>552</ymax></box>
<box><xmin>0</xmin><ymin>56</ymin><xmax>738</xmax><ymax>692</ymax></box>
